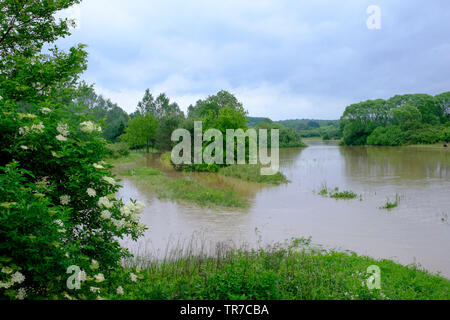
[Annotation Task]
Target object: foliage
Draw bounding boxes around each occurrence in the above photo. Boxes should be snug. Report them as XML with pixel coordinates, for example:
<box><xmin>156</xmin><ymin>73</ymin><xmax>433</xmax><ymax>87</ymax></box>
<box><xmin>108</xmin><ymin>240</ymin><xmax>450</xmax><ymax>300</ymax></box>
<box><xmin>255</xmin><ymin>121</ymin><xmax>306</xmax><ymax>148</ymax></box>
<box><xmin>106</xmin><ymin>142</ymin><xmax>130</xmax><ymax>159</ymax></box>
<box><xmin>340</xmin><ymin>93</ymin><xmax>450</xmax><ymax>146</ymax></box>
<box><xmin>0</xmin><ymin>0</ymin><xmax>146</xmax><ymax>300</ymax></box>
<box><xmin>121</xmin><ymin>114</ymin><xmax>158</xmax><ymax>153</ymax></box>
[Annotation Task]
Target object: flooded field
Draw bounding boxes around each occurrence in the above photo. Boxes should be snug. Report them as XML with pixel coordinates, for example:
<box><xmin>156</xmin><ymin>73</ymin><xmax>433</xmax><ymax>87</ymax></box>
<box><xmin>118</xmin><ymin>141</ymin><xmax>450</xmax><ymax>277</ymax></box>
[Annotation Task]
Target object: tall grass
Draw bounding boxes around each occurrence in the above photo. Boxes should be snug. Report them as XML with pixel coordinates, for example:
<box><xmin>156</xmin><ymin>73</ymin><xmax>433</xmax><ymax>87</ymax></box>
<box><xmin>112</xmin><ymin>238</ymin><xmax>450</xmax><ymax>300</ymax></box>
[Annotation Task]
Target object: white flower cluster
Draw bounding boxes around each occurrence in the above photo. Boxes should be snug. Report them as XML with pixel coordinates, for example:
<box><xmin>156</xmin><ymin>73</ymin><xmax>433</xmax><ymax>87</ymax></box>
<box><xmin>60</xmin><ymin>195</ymin><xmax>71</xmax><ymax>206</ymax></box>
<box><xmin>56</xmin><ymin>122</ymin><xmax>69</xmax><ymax>142</ymax></box>
<box><xmin>102</xmin><ymin>176</ymin><xmax>116</xmax><ymax>186</ymax></box>
<box><xmin>120</xmin><ymin>201</ymin><xmax>145</xmax><ymax>222</ymax></box>
<box><xmin>93</xmin><ymin>163</ymin><xmax>105</xmax><ymax>169</ymax></box>
<box><xmin>19</xmin><ymin>122</ymin><xmax>45</xmax><ymax>136</ymax></box>
<box><xmin>41</xmin><ymin>107</ymin><xmax>52</xmax><ymax>115</ymax></box>
<box><xmin>0</xmin><ymin>269</ymin><xmax>26</xmax><ymax>293</ymax></box>
<box><xmin>98</xmin><ymin>196</ymin><xmax>114</xmax><ymax>209</ymax></box>
<box><xmin>80</xmin><ymin>121</ymin><xmax>101</xmax><ymax>134</ymax></box>
<box><xmin>54</xmin><ymin>220</ymin><xmax>66</xmax><ymax>233</ymax></box>
<box><xmin>86</xmin><ymin>188</ymin><xmax>97</xmax><ymax>198</ymax></box>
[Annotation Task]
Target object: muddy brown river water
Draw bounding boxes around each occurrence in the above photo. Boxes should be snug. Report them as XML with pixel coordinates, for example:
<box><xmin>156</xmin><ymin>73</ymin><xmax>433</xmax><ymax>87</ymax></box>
<box><xmin>118</xmin><ymin>140</ymin><xmax>450</xmax><ymax>277</ymax></box>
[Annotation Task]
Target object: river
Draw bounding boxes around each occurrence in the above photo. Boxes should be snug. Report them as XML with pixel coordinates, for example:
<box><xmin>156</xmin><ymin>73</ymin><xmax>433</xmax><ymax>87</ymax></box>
<box><xmin>118</xmin><ymin>140</ymin><xmax>450</xmax><ymax>277</ymax></box>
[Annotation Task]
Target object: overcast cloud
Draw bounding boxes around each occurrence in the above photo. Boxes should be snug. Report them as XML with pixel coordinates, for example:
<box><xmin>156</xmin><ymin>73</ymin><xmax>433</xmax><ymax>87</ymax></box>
<box><xmin>55</xmin><ymin>0</ymin><xmax>450</xmax><ymax>120</ymax></box>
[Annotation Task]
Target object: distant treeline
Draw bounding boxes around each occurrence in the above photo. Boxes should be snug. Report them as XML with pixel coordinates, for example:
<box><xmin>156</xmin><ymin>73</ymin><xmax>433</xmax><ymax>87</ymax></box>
<box><xmin>248</xmin><ymin>117</ymin><xmax>341</xmax><ymax>140</ymax></box>
<box><xmin>339</xmin><ymin>92</ymin><xmax>450</xmax><ymax>146</ymax></box>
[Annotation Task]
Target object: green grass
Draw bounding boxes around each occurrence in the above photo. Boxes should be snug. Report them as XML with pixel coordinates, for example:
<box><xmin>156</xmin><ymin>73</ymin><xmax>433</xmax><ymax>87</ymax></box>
<box><xmin>120</xmin><ymin>168</ymin><xmax>163</xmax><ymax>177</ymax></box>
<box><xmin>110</xmin><ymin>239</ymin><xmax>450</xmax><ymax>300</ymax></box>
<box><xmin>219</xmin><ymin>164</ymin><xmax>288</xmax><ymax>185</ymax></box>
<box><xmin>118</xmin><ymin>167</ymin><xmax>247</xmax><ymax>209</ymax></box>
<box><xmin>317</xmin><ymin>184</ymin><xmax>358</xmax><ymax>200</ymax></box>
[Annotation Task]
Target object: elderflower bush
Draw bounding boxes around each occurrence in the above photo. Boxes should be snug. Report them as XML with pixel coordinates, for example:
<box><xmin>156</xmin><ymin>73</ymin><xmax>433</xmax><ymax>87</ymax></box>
<box><xmin>0</xmin><ymin>99</ymin><xmax>147</xmax><ymax>300</ymax></box>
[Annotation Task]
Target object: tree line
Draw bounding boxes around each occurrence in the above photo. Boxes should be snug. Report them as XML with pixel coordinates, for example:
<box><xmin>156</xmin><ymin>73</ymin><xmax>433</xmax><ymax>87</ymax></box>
<box><xmin>339</xmin><ymin>92</ymin><xmax>450</xmax><ymax>146</ymax></box>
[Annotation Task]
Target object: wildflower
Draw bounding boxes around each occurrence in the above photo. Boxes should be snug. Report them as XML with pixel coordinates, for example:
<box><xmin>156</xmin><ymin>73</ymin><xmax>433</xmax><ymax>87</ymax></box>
<box><xmin>101</xmin><ymin>210</ymin><xmax>112</xmax><ymax>220</ymax></box>
<box><xmin>86</xmin><ymin>188</ymin><xmax>97</xmax><ymax>198</ymax></box>
<box><xmin>56</xmin><ymin>134</ymin><xmax>68</xmax><ymax>142</ymax></box>
<box><xmin>116</xmin><ymin>286</ymin><xmax>124</xmax><ymax>295</ymax></box>
<box><xmin>11</xmin><ymin>271</ymin><xmax>25</xmax><ymax>284</ymax></box>
<box><xmin>90</xmin><ymin>287</ymin><xmax>100</xmax><ymax>294</ymax></box>
<box><xmin>98</xmin><ymin>196</ymin><xmax>113</xmax><ymax>209</ymax></box>
<box><xmin>78</xmin><ymin>270</ymin><xmax>87</xmax><ymax>282</ymax></box>
<box><xmin>19</xmin><ymin>127</ymin><xmax>29</xmax><ymax>136</ymax></box>
<box><xmin>1</xmin><ymin>267</ymin><xmax>13</xmax><ymax>274</ymax></box>
<box><xmin>15</xmin><ymin>288</ymin><xmax>26</xmax><ymax>300</ymax></box>
<box><xmin>18</xmin><ymin>113</ymin><xmax>37</xmax><ymax>119</ymax></box>
<box><xmin>103</xmin><ymin>176</ymin><xmax>116</xmax><ymax>186</ymax></box>
<box><xmin>31</xmin><ymin>122</ymin><xmax>45</xmax><ymax>133</ymax></box>
<box><xmin>20</xmin><ymin>146</ymin><xmax>29</xmax><ymax>150</ymax></box>
<box><xmin>112</xmin><ymin>219</ymin><xmax>126</xmax><ymax>230</ymax></box>
<box><xmin>0</xmin><ymin>281</ymin><xmax>13</xmax><ymax>289</ymax></box>
<box><xmin>41</xmin><ymin>107</ymin><xmax>52</xmax><ymax>114</ymax></box>
<box><xmin>130</xmin><ymin>273</ymin><xmax>138</xmax><ymax>282</ymax></box>
<box><xmin>94</xmin><ymin>273</ymin><xmax>105</xmax><ymax>283</ymax></box>
<box><xmin>60</xmin><ymin>195</ymin><xmax>70</xmax><ymax>205</ymax></box>
<box><xmin>51</xmin><ymin>151</ymin><xmax>62</xmax><ymax>158</ymax></box>
<box><xmin>57</xmin><ymin>123</ymin><xmax>69</xmax><ymax>137</ymax></box>
<box><xmin>90</xmin><ymin>260</ymin><xmax>99</xmax><ymax>270</ymax></box>
<box><xmin>80</xmin><ymin>121</ymin><xmax>95</xmax><ymax>134</ymax></box>
<box><xmin>93</xmin><ymin>163</ymin><xmax>104</xmax><ymax>169</ymax></box>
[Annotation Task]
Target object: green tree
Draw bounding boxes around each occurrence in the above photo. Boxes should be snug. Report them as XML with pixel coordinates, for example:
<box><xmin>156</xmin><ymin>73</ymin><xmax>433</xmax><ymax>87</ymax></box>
<box><xmin>121</xmin><ymin>114</ymin><xmax>158</xmax><ymax>153</ymax></box>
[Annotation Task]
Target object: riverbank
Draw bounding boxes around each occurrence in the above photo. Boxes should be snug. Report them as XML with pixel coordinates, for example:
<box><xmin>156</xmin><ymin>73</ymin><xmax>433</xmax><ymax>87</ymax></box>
<box><xmin>110</xmin><ymin>151</ymin><xmax>288</xmax><ymax>209</ymax></box>
<box><xmin>109</xmin><ymin>239</ymin><xmax>450</xmax><ymax>300</ymax></box>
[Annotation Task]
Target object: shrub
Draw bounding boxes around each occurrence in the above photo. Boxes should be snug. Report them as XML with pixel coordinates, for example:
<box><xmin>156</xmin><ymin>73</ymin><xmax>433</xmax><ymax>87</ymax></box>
<box><xmin>0</xmin><ymin>101</ymin><xmax>147</xmax><ymax>299</ymax></box>
<box><xmin>106</xmin><ymin>142</ymin><xmax>130</xmax><ymax>158</ymax></box>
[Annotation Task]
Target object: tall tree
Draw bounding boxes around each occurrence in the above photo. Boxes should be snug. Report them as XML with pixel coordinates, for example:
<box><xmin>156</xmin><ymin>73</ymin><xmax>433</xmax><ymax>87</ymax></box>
<box><xmin>121</xmin><ymin>114</ymin><xmax>158</xmax><ymax>153</ymax></box>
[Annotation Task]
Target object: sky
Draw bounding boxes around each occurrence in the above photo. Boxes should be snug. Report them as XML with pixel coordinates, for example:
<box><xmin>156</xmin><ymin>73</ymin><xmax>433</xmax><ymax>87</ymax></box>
<box><xmin>56</xmin><ymin>0</ymin><xmax>450</xmax><ymax>120</ymax></box>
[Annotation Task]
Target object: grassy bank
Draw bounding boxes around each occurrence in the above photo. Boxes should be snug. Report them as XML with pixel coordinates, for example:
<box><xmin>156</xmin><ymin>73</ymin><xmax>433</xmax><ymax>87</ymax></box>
<box><xmin>109</xmin><ymin>239</ymin><xmax>450</xmax><ymax>300</ymax></box>
<box><xmin>110</xmin><ymin>152</ymin><xmax>289</xmax><ymax>208</ymax></box>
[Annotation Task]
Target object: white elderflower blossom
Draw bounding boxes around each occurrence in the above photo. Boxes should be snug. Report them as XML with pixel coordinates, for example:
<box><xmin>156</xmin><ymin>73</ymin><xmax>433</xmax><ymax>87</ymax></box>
<box><xmin>101</xmin><ymin>210</ymin><xmax>112</xmax><ymax>220</ymax></box>
<box><xmin>103</xmin><ymin>176</ymin><xmax>116</xmax><ymax>186</ymax></box>
<box><xmin>98</xmin><ymin>196</ymin><xmax>113</xmax><ymax>209</ymax></box>
<box><xmin>80</xmin><ymin>121</ymin><xmax>95</xmax><ymax>134</ymax></box>
<box><xmin>1</xmin><ymin>267</ymin><xmax>13</xmax><ymax>274</ymax></box>
<box><xmin>57</xmin><ymin>123</ymin><xmax>69</xmax><ymax>137</ymax></box>
<box><xmin>130</xmin><ymin>273</ymin><xmax>138</xmax><ymax>282</ymax></box>
<box><xmin>0</xmin><ymin>281</ymin><xmax>13</xmax><ymax>289</ymax></box>
<box><xmin>112</xmin><ymin>218</ymin><xmax>126</xmax><ymax>230</ymax></box>
<box><xmin>18</xmin><ymin>113</ymin><xmax>37</xmax><ymax>119</ymax></box>
<box><xmin>56</xmin><ymin>134</ymin><xmax>68</xmax><ymax>142</ymax></box>
<box><xmin>90</xmin><ymin>287</ymin><xmax>100</xmax><ymax>294</ymax></box>
<box><xmin>60</xmin><ymin>195</ymin><xmax>71</xmax><ymax>205</ymax></box>
<box><xmin>51</xmin><ymin>151</ymin><xmax>62</xmax><ymax>158</ymax></box>
<box><xmin>41</xmin><ymin>107</ymin><xmax>52</xmax><ymax>114</ymax></box>
<box><xmin>11</xmin><ymin>271</ymin><xmax>25</xmax><ymax>284</ymax></box>
<box><xmin>20</xmin><ymin>146</ymin><xmax>29</xmax><ymax>150</ymax></box>
<box><xmin>86</xmin><ymin>188</ymin><xmax>96</xmax><ymax>197</ymax></box>
<box><xmin>31</xmin><ymin>122</ymin><xmax>45</xmax><ymax>134</ymax></box>
<box><xmin>94</xmin><ymin>273</ymin><xmax>105</xmax><ymax>283</ymax></box>
<box><xmin>116</xmin><ymin>286</ymin><xmax>124</xmax><ymax>295</ymax></box>
<box><xmin>78</xmin><ymin>270</ymin><xmax>87</xmax><ymax>282</ymax></box>
<box><xmin>15</xmin><ymin>288</ymin><xmax>27</xmax><ymax>300</ymax></box>
<box><xmin>19</xmin><ymin>126</ymin><xmax>29</xmax><ymax>136</ymax></box>
<box><xmin>93</xmin><ymin>163</ymin><xmax>104</xmax><ymax>169</ymax></box>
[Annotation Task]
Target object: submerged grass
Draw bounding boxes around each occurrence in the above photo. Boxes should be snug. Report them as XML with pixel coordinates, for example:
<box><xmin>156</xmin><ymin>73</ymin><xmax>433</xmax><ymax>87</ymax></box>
<box><xmin>111</xmin><ymin>239</ymin><xmax>450</xmax><ymax>300</ymax></box>
<box><xmin>317</xmin><ymin>184</ymin><xmax>358</xmax><ymax>200</ymax></box>
<box><xmin>381</xmin><ymin>194</ymin><xmax>401</xmax><ymax>210</ymax></box>
<box><xmin>219</xmin><ymin>164</ymin><xmax>288</xmax><ymax>185</ymax></box>
<box><xmin>117</xmin><ymin>166</ymin><xmax>247</xmax><ymax>209</ymax></box>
